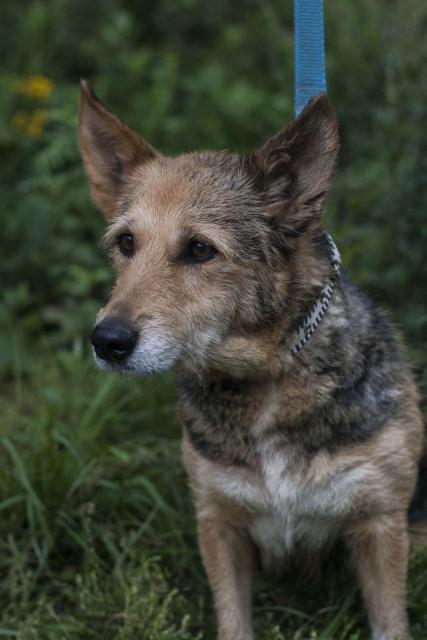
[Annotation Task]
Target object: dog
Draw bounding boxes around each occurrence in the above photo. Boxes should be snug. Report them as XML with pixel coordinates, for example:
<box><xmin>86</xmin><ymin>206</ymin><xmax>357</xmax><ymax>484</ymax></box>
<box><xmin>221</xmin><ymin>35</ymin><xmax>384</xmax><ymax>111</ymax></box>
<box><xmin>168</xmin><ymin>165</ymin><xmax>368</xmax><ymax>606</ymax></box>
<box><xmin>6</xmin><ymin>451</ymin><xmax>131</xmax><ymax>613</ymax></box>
<box><xmin>79</xmin><ymin>80</ymin><xmax>425</xmax><ymax>640</ymax></box>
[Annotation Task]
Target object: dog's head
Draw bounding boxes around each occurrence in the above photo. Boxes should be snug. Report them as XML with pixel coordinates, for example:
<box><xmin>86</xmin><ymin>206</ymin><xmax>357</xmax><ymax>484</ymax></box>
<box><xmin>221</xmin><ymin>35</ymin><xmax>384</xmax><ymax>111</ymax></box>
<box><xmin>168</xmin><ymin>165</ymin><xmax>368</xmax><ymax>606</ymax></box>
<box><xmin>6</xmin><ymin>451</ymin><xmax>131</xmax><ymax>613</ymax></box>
<box><xmin>79</xmin><ymin>81</ymin><xmax>339</xmax><ymax>376</ymax></box>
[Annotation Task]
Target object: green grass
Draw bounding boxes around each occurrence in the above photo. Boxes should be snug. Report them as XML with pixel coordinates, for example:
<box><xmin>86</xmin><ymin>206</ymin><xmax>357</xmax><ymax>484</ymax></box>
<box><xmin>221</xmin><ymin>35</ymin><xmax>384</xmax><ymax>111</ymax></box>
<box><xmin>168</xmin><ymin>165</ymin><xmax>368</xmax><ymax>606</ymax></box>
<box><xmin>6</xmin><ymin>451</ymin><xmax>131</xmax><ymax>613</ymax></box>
<box><xmin>1</xmin><ymin>338</ymin><xmax>427</xmax><ymax>639</ymax></box>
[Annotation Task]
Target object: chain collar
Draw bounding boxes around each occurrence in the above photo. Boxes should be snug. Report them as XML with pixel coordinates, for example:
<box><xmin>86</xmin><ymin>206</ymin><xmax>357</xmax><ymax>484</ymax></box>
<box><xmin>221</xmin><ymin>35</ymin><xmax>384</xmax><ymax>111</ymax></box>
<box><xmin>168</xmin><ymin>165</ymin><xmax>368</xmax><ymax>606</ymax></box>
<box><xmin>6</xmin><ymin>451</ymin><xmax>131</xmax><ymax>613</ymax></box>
<box><xmin>289</xmin><ymin>233</ymin><xmax>341</xmax><ymax>357</ymax></box>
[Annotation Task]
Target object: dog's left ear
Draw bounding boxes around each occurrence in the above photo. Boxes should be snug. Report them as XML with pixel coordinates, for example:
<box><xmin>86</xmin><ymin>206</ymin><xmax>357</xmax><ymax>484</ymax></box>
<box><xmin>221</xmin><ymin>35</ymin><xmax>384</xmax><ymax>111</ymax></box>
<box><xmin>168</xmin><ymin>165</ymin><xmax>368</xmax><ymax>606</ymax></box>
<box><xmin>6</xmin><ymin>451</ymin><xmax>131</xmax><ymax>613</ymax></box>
<box><xmin>249</xmin><ymin>94</ymin><xmax>339</xmax><ymax>228</ymax></box>
<box><xmin>79</xmin><ymin>80</ymin><xmax>158</xmax><ymax>219</ymax></box>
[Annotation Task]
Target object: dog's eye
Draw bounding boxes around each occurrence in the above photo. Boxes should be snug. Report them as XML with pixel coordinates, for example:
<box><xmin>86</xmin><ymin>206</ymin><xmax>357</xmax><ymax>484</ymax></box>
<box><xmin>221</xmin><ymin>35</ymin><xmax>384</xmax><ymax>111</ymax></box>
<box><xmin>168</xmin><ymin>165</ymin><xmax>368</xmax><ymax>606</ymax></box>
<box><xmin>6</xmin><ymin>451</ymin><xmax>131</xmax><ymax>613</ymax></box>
<box><xmin>187</xmin><ymin>240</ymin><xmax>216</xmax><ymax>263</ymax></box>
<box><xmin>117</xmin><ymin>233</ymin><xmax>134</xmax><ymax>257</ymax></box>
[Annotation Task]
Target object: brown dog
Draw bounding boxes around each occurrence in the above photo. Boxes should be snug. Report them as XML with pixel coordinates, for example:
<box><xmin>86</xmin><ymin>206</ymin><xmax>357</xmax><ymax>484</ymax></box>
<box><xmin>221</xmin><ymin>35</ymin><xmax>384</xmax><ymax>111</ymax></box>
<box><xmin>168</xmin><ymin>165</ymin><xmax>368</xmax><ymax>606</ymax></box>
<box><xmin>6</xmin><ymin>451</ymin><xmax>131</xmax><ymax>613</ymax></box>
<box><xmin>79</xmin><ymin>80</ymin><xmax>424</xmax><ymax>640</ymax></box>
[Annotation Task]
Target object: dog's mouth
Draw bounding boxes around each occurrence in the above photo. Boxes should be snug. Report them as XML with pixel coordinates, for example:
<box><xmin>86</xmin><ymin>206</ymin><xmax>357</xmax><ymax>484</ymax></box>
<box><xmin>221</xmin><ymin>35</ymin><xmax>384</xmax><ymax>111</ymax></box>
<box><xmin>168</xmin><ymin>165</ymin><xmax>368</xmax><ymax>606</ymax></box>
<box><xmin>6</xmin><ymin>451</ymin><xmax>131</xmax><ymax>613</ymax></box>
<box><xmin>91</xmin><ymin>317</ymin><xmax>180</xmax><ymax>375</ymax></box>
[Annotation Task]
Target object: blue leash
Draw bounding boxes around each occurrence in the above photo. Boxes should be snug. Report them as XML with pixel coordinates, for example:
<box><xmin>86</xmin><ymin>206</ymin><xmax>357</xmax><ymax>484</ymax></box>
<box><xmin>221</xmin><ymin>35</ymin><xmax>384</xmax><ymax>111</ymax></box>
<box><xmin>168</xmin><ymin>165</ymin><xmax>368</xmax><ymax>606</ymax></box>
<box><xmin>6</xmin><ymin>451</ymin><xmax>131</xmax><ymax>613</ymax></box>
<box><xmin>294</xmin><ymin>0</ymin><xmax>327</xmax><ymax>116</ymax></box>
<box><xmin>289</xmin><ymin>0</ymin><xmax>342</xmax><ymax>357</ymax></box>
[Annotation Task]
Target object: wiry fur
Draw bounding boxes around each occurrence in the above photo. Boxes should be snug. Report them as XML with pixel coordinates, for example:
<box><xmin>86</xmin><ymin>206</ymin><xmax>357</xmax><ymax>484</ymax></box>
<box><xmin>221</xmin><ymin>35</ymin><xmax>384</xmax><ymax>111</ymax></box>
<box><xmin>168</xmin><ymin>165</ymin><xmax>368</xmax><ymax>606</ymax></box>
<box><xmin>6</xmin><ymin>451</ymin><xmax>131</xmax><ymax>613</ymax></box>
<box><xmin>79</xmin><ymin>81</ymin><xmax>425</xmax><ymax>640</ymax></box>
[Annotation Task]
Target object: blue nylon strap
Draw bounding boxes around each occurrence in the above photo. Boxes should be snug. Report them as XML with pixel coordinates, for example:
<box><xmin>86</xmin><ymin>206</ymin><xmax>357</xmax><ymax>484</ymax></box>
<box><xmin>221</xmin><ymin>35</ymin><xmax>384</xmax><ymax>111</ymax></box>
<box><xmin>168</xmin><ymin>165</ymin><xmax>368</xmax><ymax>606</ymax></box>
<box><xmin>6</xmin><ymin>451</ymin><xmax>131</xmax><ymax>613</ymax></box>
<box><xmin>290</xmin><ymin>0</ymin><xmax>342</xmax><ymax>356</ymax></box>
<box><xmin>294</xmin><ymin>0</ymin><xmax>327</xmax><ymax>116</ymax></box>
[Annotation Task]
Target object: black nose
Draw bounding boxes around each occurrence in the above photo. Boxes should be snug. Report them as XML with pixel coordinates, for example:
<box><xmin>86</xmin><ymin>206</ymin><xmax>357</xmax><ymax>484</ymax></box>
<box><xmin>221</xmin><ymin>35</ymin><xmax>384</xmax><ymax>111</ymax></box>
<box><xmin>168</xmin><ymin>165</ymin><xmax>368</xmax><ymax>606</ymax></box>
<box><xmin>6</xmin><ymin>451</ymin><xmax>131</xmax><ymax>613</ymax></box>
<box><xmin>91</xmin><ymin>318</ymin><xmax>138</xmax><ymax>362</ymax></box>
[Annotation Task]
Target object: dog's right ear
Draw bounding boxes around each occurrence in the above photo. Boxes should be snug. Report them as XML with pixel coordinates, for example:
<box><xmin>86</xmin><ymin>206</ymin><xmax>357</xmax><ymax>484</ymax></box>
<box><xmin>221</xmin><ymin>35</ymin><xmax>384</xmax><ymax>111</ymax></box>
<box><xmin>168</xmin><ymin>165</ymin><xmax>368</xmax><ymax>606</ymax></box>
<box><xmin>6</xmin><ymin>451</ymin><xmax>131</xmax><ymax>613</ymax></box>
<box><xmin>79</xmin><ymin>80</ymin><xmax>157</xmax><ymax>219</ymax></box>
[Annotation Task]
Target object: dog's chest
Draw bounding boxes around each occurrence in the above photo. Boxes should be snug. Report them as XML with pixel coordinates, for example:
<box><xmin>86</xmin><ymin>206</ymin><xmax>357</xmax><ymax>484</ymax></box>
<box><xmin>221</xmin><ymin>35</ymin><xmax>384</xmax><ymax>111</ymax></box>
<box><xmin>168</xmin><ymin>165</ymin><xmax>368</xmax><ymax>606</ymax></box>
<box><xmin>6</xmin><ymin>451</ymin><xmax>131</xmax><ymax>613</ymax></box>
<box><xmin>209</xmin><ymin>443</ymin><xmax>366</xmax><ymax>567</ymax></box>
<box><xmin>181</xmin><ymin>376</ymin><xmax>368</xmax><ymax>565</ymax></box>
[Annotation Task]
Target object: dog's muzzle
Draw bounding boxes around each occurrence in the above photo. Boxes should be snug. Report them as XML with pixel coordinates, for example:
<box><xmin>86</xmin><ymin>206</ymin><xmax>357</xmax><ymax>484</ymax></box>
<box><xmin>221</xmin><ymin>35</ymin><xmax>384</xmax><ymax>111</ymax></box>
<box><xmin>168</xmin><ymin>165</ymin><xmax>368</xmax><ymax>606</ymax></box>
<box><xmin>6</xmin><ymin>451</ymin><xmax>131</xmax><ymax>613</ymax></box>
<box><xmin>91</xmin><ymin>318</ymin><xmax>138</xmax><ymax>363</ymax></box>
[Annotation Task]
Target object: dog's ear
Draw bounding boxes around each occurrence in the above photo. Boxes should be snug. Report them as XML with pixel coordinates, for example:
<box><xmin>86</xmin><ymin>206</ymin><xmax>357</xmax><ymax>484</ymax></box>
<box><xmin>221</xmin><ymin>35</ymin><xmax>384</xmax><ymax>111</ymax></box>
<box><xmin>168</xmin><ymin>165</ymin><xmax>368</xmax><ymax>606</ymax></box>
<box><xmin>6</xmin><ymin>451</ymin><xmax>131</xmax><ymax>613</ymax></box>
<box><xmin>249</xmin><ymin>94</ymin><xmax>339</xmax><ymax>228</ymax></box>
<box><xmin>79</xmin><ymin>80</ymin><xmax>157</xmax><ymax>219</ymax></box>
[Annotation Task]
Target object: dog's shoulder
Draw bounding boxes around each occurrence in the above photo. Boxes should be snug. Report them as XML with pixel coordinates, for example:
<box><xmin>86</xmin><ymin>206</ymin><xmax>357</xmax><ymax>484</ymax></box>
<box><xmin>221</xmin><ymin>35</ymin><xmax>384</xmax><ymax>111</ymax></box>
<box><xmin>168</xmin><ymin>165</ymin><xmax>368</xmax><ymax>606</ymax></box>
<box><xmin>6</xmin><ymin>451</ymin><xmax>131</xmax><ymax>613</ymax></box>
<box><xmin>179</xmin><ymin>277</ymin><xmax>421</xmax><ymax>463</ymax></box>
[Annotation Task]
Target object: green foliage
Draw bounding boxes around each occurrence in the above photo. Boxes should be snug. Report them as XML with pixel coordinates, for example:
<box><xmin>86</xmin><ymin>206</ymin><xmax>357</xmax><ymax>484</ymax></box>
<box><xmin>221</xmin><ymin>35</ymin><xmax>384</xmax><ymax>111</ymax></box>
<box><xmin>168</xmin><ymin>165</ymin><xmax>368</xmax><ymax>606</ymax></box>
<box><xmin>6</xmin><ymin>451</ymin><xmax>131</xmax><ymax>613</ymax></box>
<box><xmin>1</xmin><ymin>0</ymin><xmax>426</xmax><ymax>637</ymax></box>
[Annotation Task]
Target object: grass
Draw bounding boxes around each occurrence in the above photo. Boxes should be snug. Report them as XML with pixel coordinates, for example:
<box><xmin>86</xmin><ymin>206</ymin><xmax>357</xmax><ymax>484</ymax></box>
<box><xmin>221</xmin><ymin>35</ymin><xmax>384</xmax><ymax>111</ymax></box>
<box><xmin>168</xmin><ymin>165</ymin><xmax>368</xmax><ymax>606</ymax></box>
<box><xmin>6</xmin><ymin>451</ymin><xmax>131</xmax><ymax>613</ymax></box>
<box><xmin>1</xmin><ymin>336</ymin><xmax>427</xmax><ymax>639</ymax></box>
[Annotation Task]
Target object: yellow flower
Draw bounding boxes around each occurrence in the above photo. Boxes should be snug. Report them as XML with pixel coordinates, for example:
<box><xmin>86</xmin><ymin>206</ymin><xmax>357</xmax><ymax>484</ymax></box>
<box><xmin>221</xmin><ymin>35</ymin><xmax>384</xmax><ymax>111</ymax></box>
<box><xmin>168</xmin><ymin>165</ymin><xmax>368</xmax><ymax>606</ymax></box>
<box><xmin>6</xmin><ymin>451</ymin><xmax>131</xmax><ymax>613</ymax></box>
<box><xmin>26</xmin><ymin>110</ymin><xmax>46</xmax><ymax>137</ymax></box>
<box><xmin>11</xmin><ymin>109</ymin><xmax>46</xmax><ymax>138</ymax></box>
<box><xmin>13</xmin><ymin>75</ymin><xmax>54</xmax><ymax>101</ymax></box>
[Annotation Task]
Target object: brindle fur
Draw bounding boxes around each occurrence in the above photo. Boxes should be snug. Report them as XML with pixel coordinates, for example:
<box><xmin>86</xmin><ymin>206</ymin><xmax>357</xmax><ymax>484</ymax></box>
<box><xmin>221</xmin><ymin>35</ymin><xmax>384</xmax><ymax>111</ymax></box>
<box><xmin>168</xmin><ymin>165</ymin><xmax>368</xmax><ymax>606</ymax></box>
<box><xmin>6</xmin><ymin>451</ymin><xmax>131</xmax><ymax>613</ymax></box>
<box><xmin>79</xmin><ymin>81</ymin><xmax>425</xmax><ymax>640</ymax></box>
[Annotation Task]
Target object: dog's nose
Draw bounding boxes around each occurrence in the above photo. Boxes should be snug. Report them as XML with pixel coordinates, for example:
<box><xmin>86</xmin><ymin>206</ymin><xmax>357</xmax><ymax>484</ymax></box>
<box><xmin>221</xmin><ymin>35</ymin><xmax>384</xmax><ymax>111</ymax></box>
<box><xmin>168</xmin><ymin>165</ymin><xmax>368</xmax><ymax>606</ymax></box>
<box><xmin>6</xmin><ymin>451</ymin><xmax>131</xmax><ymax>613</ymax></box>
<box><xmin>91</xmin><ymin>318</ymin><xmax>138</xmax><ymax>362</ymax></box>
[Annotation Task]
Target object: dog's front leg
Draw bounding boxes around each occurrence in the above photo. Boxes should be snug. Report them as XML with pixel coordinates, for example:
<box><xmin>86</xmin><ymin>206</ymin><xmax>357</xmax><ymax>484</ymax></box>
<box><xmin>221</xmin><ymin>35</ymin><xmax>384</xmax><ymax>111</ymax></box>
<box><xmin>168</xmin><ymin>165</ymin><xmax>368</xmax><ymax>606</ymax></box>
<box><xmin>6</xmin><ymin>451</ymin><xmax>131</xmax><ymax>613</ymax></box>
<box><xmin>197</xmin><ymin>508</ymin><xmax>255</xmax><ymax>640</ymax></box>
<box><xmin>345</xmin><ymin>512</ymin><xmax>410</xmax><ymax>640</ymax></box>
